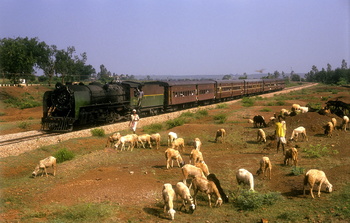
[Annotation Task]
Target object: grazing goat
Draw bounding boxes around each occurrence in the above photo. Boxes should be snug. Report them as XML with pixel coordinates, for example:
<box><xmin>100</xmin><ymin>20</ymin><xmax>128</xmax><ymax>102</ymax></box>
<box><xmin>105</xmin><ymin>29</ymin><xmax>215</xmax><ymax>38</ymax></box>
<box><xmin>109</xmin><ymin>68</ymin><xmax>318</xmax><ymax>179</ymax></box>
<box><xmin>172</xmin><ymin>138</ymin><xmax>185</xmax><ymax>151</ymax></box>
<box><xmin>165</xmin><ymin>148</ymin><xmax>185</xmax><ymax>169</ymax></box>
<box><xmin>303</xmin><ymin>169</ymin><xmax>333</xmax><ymax>198</ymax></box>
<box><xmin>150</xmin><ymin>133</ymin><xmax>161</xmax><ymax>149</ymax></box>
<box><xmin>207</xmin><ymin>173</ymin><xmax>229</xmax><ymax>203</ymax></box>
<box><xmin>115</xmin><ymin>134</ymin><xmax>136</xmax><ymax>151</ymax></box>
<box><xmin>162</xmin><ymin>183</ymin><xmax>176</xmax><ymax>220</ymax></box>
<box><xmin>215</xmin><ymin>128</ymin><xmax>226</xmax><ymax>143</ymax></box>
<box><xmin>290</xmin><ymin>126</ymin><xmax>308</xmax><ymax>141</ymax></box>
<box><xmin>105</xmin><ymin>132</ymin><xmax>121</xmax><ymax>147</ymax></box>
<box><xmin>324</xmin><ymin>122</ymin><xmax>334</xmax><ymax>137</ymax></box>
<box><xmin>291</xmin><ymin>103</ymin><xmax>301</xmax><ymax>112</ymax></box>
<box><xmin>342</xmin><ymin>116</ymin><xmax>349</xmax><ymax>131</ymax></box>
<box><xmin>195</xmin><ymin>161</ymin><xmax>210</xmax><ymax>177</ymax></box>
<box><xmin>194</xmin><ymin>138</ymin><xmax>202</xmax><ymax>150</ymax></box>
<box><xmin>32</xmin><ymin>156</ymin><xmax>57</xmax><ymax>177</ymax></box>
<box><xmin>192</xmin><ymin>176</ymin><xmax>223</xmax><ymax>208</ymax></box>
<box><xmin>236</xmin><ymin>168</ymin><xmax>254</xmax><ymax>191</ymax></box>
<box><xmin>284</xmin><ymin>148</ymin><xmax>298</xmax><ymax>166</ymax></box>
<box><xmin>253</xmin><ymin>115</ymin><xmax>267</xmax><ymax>128</ymax></box>
<box><xmin>256</xmin><ymin>157</ymin><xmax>272</xmax><ymax>180</ymax></box>
<box><xmin>168</xmin><ymin>132</ymin><xmax>178</xmax><ymax>146</ymax></box>
<box><xmin>257</xmin><ymin>129</ymin><xmax>266</xmax><ymax>143</ymax></box>
<box><xmin>182</xmin><ymin>164</ymin><xmax>206</xmax><ymax>186</ymax></box>
<box><xmin>189</xmin><ymin>149</ymin><xmax>204</xmax><ymax>164</ymax></box>
<box><xmin>331</xmin><ymin>118</ymin><xmax>337</xmax><ymax>130</ymax></box>
<box><xmin>137</xmin><ymin>134</ymin><xmax>152</xmax><ymax>149</ymax></box>
<box><xmin>174</xmin><ymin>182</ymin><xmax>196</xmax><ymax>213</ymax></box>
<box><xmin>280</xmin><ymin>108</ymin><xmax>291</xmax><ymax>117</ymax></box>
<box><xmin>299</xmin><ymin>106</ymin><xmax>309</xmax><ymax>113</ymax></box>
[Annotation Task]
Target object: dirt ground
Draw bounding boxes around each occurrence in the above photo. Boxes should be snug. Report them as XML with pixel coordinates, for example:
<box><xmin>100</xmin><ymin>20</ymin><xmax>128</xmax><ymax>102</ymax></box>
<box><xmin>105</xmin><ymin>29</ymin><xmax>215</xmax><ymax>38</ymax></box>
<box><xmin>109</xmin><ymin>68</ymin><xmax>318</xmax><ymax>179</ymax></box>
<box><xmin>1</xmin><ymin>84</ymin><xmax>350</xmax><ymax>222</ymax></box>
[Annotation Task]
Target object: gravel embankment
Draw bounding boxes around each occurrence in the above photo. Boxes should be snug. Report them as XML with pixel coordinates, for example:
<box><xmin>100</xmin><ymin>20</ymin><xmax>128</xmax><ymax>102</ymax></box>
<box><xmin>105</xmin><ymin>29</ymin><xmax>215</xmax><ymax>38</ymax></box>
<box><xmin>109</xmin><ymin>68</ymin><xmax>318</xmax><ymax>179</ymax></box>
<box><xmin>0</xmin><ymin>83</ymin><xmax>317</xmax><ymax>158</ymax></box>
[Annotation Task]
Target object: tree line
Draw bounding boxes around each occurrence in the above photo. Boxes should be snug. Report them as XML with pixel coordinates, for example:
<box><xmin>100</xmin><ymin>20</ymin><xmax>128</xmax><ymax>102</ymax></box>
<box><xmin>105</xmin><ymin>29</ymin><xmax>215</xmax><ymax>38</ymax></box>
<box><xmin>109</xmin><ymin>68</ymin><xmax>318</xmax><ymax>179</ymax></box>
<box><xmin>1</xmin><ymin>36</ymin><xmax>349</xmax><ymax>85</ymax></box>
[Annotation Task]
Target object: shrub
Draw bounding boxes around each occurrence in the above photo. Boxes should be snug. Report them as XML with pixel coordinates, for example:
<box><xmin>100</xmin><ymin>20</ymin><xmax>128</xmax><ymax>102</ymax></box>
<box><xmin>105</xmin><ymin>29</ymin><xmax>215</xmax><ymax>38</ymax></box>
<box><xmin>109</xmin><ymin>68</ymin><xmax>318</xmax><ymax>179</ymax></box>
<box><xmin>90</xmin><ymin>128</ymin><xmax>105</xmax><ymax>137</ymax></box>
<box><xmin>302</xmin><ymin>144</ymin><xmax>338</xmax><ymax>158</ymax></box>
<box><xmin>166</xmin><ymin>117</ymin><xmax>186</xmax><ymax>129</ymax></box>
<box><xmin>0</xmin><ymin>112</ymin><xmax>6</xmax><ymax>116</ymax></box>
<box><xmin>232</xmin><ymin>190</ymin><xmax>281</xmax><ymax>211</ymax></box>
<box><xmin>216</xmin><ymin>103</ymin><xmax>228</xmax><ymax>109</ymax></box>
<box><xmin>213</xmin><ymin>113</ymin><xmax>227</xmax><ymax>124</ymax></box>
<box><xmin>18</xmin><ymin>121</ymin><xmax>30</xmax><ymax>129</ymax></box>
<box><xmin>276</xmin><ymin>100</ymin><xmax>285</xmax><ymax>106</ymax></box>
<box><xmin>143</xmin><ymin>123</ymin><xmax>163</xmax><ymax>133</ymax></box>
<box><xmin>291</xmin><ymin>166</ymin><xmax>305</xmax><ymax>176</ymax></box>
<box><xmin>260</xmin><ymin>108</ymin><xmax>272</xmax><ymax>112</ymax></box>
<box><xmin>54</xmin><ymin>148</ymin><xmax>75</xmax><ymax>163</ymax></box>
<box><xmin>179</xmin><ymin>111</ymin><xmax>194</xmax><ymax>118</ymax></box>
<box><xmin>241</xmin><ymin>97</ymin><xmax>255</xmax><ymax>107</ymax></box>
<box><xmin>195</xmin><ymin>109</ymin><xmax>208</xmax><ymax>118</ymax></box>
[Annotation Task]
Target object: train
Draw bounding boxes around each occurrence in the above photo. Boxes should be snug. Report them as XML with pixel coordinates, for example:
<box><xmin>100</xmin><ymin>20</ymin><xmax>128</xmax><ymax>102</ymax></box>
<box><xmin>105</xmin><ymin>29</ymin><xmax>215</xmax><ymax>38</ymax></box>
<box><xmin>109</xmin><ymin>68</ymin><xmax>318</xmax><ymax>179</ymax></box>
<box><xmin>41</xmin><ymin>79</ymin><xmax>285</xmax><ymax>132</ymax></box>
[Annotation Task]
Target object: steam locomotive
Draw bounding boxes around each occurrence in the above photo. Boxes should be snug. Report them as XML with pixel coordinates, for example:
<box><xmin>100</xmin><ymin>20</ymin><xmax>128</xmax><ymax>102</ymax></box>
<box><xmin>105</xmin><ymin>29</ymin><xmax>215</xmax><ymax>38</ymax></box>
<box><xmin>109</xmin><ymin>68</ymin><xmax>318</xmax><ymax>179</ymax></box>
<box><xmin>41</xmin><ymin>79</ymin><xmax>285</xmax><ymax>132</ymax></box>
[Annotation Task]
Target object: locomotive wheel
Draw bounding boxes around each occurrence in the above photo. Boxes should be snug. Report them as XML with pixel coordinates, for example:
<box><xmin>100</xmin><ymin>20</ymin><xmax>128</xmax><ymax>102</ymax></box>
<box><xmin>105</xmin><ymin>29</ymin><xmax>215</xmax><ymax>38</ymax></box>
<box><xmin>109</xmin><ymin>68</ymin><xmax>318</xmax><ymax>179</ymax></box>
<box><xmin>106</xmin><ymin>112</ymin><xmax>118</xmax><ymax>124</ymax></box>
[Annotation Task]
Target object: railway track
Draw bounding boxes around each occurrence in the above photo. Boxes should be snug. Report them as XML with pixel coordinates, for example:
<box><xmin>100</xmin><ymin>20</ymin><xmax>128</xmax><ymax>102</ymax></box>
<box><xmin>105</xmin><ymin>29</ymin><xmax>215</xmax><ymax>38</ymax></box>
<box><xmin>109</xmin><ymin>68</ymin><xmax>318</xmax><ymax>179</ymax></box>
<box><xmin>0</xmin><ymin>131</ymin><xmax>61</xmax><ymax>147</ymax></box>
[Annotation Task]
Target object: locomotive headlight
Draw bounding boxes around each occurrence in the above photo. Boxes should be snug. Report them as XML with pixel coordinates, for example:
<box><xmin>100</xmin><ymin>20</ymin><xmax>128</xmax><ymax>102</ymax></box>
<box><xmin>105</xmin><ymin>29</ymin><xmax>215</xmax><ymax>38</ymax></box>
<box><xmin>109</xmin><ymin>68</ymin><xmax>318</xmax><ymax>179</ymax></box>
<box><xmin>52</xmin><ymin>87</ymin><xmax>73</xmax><ymax>111</ymax></box>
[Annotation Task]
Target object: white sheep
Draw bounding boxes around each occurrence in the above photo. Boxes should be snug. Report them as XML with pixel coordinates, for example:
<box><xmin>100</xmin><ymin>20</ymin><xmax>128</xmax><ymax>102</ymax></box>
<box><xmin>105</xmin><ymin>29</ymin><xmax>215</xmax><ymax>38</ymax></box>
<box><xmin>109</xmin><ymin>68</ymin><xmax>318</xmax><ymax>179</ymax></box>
<box><xmin>189</xmin><ymin>149</ymin><xmax>204</xmax><ymax>164</ymax></box>
<box><xmin>115</xmin><ymin>134</ymin><xmax>137</xmax><ymax>151</ymax></box>
<box><xmin>215</xmin><ymin>128</ymin><xmax>226</xmax><ymax>143</ymax></box>
<box><xmin>280</xmin><ymin>108</ymin><xmax>291</xmax><ymax>116</ymax></box>
<box><xmin>290</xmin><ymin>126</ymin><xmax>308</xmax><ymax>141</ymax></box>
<box><xmin>168</xmin><ymin>132</ymin><xmax>178</xmax><ymax>146</ymax></box>
<box><xmin>172</xmin><ymin>138</ymin><xmax>185</xmax><ymax>152</ymax></box>
<box><xmin>303</xmin><ymin>169</ymin><xmax>333</xmax><ymax>198</ymax></box>
<box><xmin>291</xmin><ymin>103</ymin><xmax>301</xmax><ymax>112</ymax></box>
<box><xmin>299</xmin><ymin>106</ymin><xmax>309</xmax><ymax>113</ymax></box>
<box><xmin>194</xmin><ymin>138</ymin><xmax>202</xmax><ymax>150</ymax></box>
<box><xmin>165</xmin><ymin>148</ymin><xmax>185</xmax><ymax>169</ymax></box>
<box><xmin>331</xmin><ymin>118</ymin><xmax>337</xmax><ymax>131</ymax></box>
<box><xmin>236</xmin><ymin>168</ymin><xmax>254</xmax><ymax>191</ymax></box>
<box><xmin>257</xmin><ymin>129</ymin><xmax>266</xmax><ymax>143</ymax></box>
<box><xmin>162</xmin><ymin>183</ymin><xmax>176</xmax><ymax>220</ymax></box>
<box><xmin>150</xmin><ymin>133</ymin><xmax>161</xmax><ymax>149</ymax></box>
<box><xmin>181</xmin><ymin>164</ymin><xmax>206</xmax><ymax>186</ymax></box>
<box><xmin>284</xmin><ymin>148</ymin><xmax>298</xmax><ymax>166</ymax></box>
<box><xmin>192</xmin><ymin>176</ymin><xmax>223</xmax><ymax>208</ymax></box>
<box><xmin>248</xmin><ymin>119</ymin><xmax>254</xmax><ymax>124</ymax></box>
<box><xmin>256</xmin><ymin>157</ymin><xmax>272</xmax><ymax>180</ymax></box>
<box><xmin>174</xmin><ymin>182</ymin><xmax>196</xmax><ymax>213</ymax></box>
<box><xmin>195</xmin><ymin>161</ymin><xmax>210</xmax><ymax>177</ymax></box>
<box><xmin>105</xmin><ymin>132</ymin><xmax>121</xmax><ymax>147</ymax></box>
<box><xmin>137</xmin><ymin>134</ymin><xmax>152</xmax><ymax>149</ymax></box>
<box><xmin>32</xmin><ymin>156</ymin><xmax>57</xmax><ymax>177</ymax></box>
<box><xmin>342</xmin><ymin>116</ymin><xmax>349</xmax><ymax>131</ymax></box>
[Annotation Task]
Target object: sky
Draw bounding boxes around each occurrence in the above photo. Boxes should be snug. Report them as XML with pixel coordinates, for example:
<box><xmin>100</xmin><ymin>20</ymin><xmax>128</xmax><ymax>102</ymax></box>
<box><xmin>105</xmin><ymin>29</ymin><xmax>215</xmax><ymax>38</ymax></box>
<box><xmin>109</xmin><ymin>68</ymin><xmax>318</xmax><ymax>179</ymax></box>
<box><xmin>0</xmin><ymin>0</ymin><xmax>349</xmax><ymax>77</ymax></box>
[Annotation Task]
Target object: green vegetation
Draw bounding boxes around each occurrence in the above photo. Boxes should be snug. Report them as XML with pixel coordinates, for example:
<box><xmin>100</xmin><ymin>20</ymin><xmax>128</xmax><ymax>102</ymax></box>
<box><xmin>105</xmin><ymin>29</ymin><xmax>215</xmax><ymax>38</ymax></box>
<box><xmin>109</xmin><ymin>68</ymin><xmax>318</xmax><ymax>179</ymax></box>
<box><xmin>90</xmin><ymin>128</ymin><xmax>105</xmax><ymax>137</ymax></box>
<box><xmin>290</xmin><ymin>166</ymin><xmax>305</xmax><ymax>176</ymax></box>
<box><xmin>18</xmin><ymin>121</ymin><xmax>31</xmax><ymax>129</ymax></box>
<box><xmin>216</xmin><ymin>103</ymin><xmax>228</xmax><ymax>109</ymax></box>
<box><xmin>241</xmin><ymin>97</ymin><xmax>255</xmax><ymax>107</ymax></box>
<box><xmin>2</xmin><ymin>91</ymin><xmax>41</xmax><ymax>109</ymax></box>
<box><xmin>143</xmin><ymin>123</ymin><xmax>163</xmax><ymax>133</ymax></box>
<box><xmin>302</xmin><ymin>144</ymin><xmax>338</xmax><ymax>158</ymax></box>
<box><xmin>260</xmin><ymin>107</ymin><xmax>272</xmax><ymax>112</ymax></box>
<box><xmin>232</xmin><ymin>190</ymin><xmax>282</xmax><ymax>210</ymax></box>
<box><xmin>54</xmin><ymin>148</ymin><xmax>75</xmax><ymax>163</ymax></box>
<box><xmin>213</xmin><ymin>113</ymin><xmax>227</xmax><ymax>124</ymax></box>
<box><xmin>166</xmin><ymin>117</ymin><xmax>187</xmax><ymax>129</ymax></box>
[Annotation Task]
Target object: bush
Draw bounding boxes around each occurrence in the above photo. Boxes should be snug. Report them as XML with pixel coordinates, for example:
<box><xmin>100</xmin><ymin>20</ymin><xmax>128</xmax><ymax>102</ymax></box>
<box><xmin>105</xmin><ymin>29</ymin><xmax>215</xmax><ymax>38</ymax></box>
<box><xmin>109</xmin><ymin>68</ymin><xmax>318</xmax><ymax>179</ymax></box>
<box><xmin>260</xmin><ymin>108</ymin><xmax>272</xmax><ymax>112</ymax></box>
<box><xmin>213</xmin><ymin>113</ymin><xmax>227</xmax><ymax>124</ymax></box>
<box><xmin>143</xmin><ymin>123</ymin><xmax>163</xmax><ymax>133</ymax></box>
<box><xmin>18</xmin><ymin>121</ymin><xmax>30</xmax><ymax>129</ymax></box>
<box><xmin>302</xmin><ymin>144</ymin><xmax>338</xmax><ymax>158</ymax></box>
<box><xmin>166</xmin><ymin>117</ymin><xmax>186</xmax><ymax>129</ymax></box>
<box><xmin>54</xmin><ymin>148</ymin><xmax>75</xmax><ymax>163</ymax></box>
<box><xmin>241</xmin><ymin>97</ymin><xmax>255</xmax><ymax>107</ymax></box>
<box><xmin>233</xmin><ymin>190</ymin><xmax>281</xmax><ymax>211</ymax></box>
<box><xmin>291</xmin><ymin>166</ymin><xmax>305</xmax><ymax>176</ymax></box>
<box><xmin>216</xmin><ymin>103</ymin><xmax>228</xmax><ymax>109</ymax></box>
<box><xmin>195</xmin><ymin>109</ymin><xmax>208</xmax><ymax>118</ymax></box>
<box><xmin>90</xmin><ymin>128</ymin><xmax>105</xmax><ymax>137</ymax></box>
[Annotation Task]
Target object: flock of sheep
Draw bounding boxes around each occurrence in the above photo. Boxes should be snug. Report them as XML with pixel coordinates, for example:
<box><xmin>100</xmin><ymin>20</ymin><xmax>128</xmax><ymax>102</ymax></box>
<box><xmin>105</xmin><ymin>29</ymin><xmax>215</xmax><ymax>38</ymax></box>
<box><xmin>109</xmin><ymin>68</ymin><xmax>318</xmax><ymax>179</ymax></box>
<box><xmin>30</xmin><ymin>102</ymin><xmax>350</xmax><ymax>221</ymax></box>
